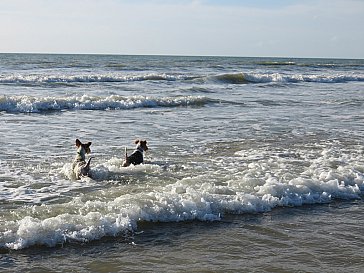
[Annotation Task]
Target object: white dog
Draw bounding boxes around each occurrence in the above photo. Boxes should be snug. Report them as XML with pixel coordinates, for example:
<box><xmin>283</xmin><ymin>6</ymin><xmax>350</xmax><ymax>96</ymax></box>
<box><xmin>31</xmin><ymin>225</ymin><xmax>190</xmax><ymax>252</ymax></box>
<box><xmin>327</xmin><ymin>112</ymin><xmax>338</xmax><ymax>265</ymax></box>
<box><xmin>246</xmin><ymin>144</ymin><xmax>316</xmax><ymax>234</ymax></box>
<box><xmin>72</xmin><ymin>139</ymin><xmax>92</xmax><ymax>179</ymax></box>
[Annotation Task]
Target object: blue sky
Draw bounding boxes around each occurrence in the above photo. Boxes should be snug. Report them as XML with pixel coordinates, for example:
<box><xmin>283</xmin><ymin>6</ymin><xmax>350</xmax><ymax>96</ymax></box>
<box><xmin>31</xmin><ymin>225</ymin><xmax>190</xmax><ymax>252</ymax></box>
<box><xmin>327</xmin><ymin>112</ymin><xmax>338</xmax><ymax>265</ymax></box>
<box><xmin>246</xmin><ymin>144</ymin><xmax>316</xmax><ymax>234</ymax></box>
<box><xmin>1</xmin><ymin>0</ymin><xmax>363</xmax><ymax>58</ymax></box>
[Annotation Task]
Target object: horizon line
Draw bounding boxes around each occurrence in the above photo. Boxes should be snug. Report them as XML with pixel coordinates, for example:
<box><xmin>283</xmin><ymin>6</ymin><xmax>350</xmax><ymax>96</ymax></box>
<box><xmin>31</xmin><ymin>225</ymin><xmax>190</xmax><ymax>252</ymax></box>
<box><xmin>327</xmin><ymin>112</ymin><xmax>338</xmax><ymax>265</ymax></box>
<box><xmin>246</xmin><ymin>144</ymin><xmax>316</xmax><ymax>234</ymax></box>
<box><xmin>0</xmin><ymin>51</ymin><xmax>363</xmax><ymax>60</ymax></box>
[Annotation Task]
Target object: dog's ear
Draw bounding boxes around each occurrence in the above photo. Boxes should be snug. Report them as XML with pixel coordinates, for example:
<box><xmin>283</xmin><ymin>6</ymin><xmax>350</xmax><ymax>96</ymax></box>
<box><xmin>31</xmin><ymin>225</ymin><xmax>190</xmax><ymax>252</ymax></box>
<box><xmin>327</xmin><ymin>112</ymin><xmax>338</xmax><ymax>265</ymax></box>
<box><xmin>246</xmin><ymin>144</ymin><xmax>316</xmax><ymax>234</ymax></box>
<box><xmin>84</xmin><ymin>142</ymin><xmax>92</xmax><ymax>154</ymax></box>
<box><xmin>134</xmin><ymin>139</ymin><xmax>140</xmax><ymax>144</ymax></box>
<box><xmin>139</xmin><ymin>140</ymin><xmax>148</xmax><ymax>151</ymax></box>
<box><xmin>75</xmin><ymin>139</ymin><xmax>81</xmax><ymax>147</ymax></box>
<box><xmin>86</xmin><ymin>142</ymin><xmax>92</xmax><ymax>152</ymax></box>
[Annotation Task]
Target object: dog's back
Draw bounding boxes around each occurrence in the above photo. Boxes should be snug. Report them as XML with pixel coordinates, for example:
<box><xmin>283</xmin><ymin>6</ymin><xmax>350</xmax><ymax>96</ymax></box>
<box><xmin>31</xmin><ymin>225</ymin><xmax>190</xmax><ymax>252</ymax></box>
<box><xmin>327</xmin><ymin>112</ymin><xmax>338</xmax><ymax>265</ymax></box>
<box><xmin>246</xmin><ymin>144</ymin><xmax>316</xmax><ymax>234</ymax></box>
<box><xmin>73</xmin><ymin>157</ymin><xmax>92</xmax><ymax>178</ymax></box>
<box><xmin>126</xmin><ymin>150</ymin><xmax>144</xmax><ymax>165</ymax></box>
<box><xmin>122</xmin><ymin>139</ymin><xmax>148</xmax><ymax>167</ymax></box>
<box><xmin>73</xmin><ymin>139</ymin><xmax>92</xmax><ymax>179</ymax></box>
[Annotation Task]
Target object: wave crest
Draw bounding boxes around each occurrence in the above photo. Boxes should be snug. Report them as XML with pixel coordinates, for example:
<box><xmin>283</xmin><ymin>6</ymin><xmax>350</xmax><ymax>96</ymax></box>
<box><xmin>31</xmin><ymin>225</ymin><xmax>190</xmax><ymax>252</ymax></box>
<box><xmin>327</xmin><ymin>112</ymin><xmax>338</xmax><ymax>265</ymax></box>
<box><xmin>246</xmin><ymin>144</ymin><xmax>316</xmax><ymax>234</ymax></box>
<box><xmin>1</xmin><ymin>72</ymin><xmax>363</xmax><ymax>86</ymax></box>
<box><xmin>212</xmin><ymin>72</ymin><xmax>364</xmax><ymax>84</ymax></box>
<box><xmin>0</xmin><ymin>95</ymin><xmax>209</xmax><ymax>113</ymax></box>
<box><xmin>0</xmin><ymin>73</ymin><xmax>191</xmax><ymax>84</ymax></box>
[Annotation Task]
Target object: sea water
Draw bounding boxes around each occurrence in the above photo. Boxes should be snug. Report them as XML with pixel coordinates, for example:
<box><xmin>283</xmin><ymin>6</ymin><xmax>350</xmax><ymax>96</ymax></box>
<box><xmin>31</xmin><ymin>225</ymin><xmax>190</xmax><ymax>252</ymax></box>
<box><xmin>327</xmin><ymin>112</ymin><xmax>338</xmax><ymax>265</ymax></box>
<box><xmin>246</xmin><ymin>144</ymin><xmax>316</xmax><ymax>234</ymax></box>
<box><xmin>0</xmin><ymin>54</ymin><xmax>363</xmax><ymax>272</ymax></box>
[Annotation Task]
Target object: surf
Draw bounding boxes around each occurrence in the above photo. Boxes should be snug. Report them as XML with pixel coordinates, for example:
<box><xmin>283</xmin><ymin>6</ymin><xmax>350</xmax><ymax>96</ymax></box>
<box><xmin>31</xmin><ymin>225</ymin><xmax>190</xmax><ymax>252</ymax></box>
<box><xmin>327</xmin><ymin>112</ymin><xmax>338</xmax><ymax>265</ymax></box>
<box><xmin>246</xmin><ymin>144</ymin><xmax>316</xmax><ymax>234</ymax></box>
<box><xmin>1</xmin><ymin>140</ymin><xmax>363</xmax><ymax>250</ymax></box>
<box><xmin>210</xmin><ymin>72</ymin><xmax>364</xmax><ymax>84</ymax></box>
<box><xmin>0</xmin><ymin>94</ymin><xmax>209</xmax><ymax>113</ymax></box>
<box><xmin>0</xmin><ymin>73</ymin><xmax>193</xmax><ymax>85</ymax></box>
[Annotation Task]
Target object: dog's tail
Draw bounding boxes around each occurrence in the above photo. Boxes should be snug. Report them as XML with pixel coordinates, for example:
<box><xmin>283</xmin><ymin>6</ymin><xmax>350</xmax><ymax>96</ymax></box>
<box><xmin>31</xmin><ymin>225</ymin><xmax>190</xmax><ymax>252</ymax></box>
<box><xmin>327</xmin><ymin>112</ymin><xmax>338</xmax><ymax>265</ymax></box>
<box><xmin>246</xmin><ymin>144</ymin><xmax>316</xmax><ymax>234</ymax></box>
<box><xmin>85</xmin><ymin>157</ymin><xmax>92</xmax><ymax>169</ymax></box>
<box><xmin>125</xmin><ymin>147</ymin><xmax>128</xmax><ymax>160</ymax></box>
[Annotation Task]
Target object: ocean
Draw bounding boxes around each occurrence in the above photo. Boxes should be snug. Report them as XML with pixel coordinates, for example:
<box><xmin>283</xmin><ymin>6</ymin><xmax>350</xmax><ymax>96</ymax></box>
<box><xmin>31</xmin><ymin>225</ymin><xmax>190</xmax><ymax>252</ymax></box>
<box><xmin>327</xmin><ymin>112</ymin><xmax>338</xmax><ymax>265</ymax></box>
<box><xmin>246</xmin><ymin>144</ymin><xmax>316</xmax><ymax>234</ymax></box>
<box><xmin>0</xmin><ymin>54</ymin><xmax>363</xmax><ymax>272</ymax></box>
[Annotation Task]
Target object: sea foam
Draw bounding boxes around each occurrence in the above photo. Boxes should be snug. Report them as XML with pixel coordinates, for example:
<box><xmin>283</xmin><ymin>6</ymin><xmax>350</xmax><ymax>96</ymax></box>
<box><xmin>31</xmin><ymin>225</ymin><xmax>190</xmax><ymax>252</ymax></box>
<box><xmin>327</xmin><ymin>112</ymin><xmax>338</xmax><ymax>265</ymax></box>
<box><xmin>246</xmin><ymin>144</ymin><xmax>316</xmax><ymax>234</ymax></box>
<box><xmin>212</xmin><ymin>72</ymin><xmax>364</xmax><ymax>84</ymax></box>
<box><xmin>1</xmin><ymin>71</ymin><xmax>363</xmax><ymax>86</ymax></box>
<box><xmin>0</xmin><ymin>94</ymin><xmax>208</xmax><ymax>113</ymax></box>
<box><xmin>0</xmin><ymin>73</ymin><xmax>191</xmax><ymax>84</ymax></box>
<box><xmin>2</xmin><ymin>148</ymin><xmax>363</xmax><ymax>250</ymax></box>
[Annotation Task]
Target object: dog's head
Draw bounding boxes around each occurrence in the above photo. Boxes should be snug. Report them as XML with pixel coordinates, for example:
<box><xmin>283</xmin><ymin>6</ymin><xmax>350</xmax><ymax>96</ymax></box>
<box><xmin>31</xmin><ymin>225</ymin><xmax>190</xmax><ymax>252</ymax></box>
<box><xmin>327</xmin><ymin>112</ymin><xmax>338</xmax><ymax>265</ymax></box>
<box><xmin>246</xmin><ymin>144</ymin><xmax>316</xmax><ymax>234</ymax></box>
<box><xmin>75</xmin><ymin>139</ymin><xmax>92</xmax><ymax>154</ymax></box>
<box><xmin>135</xmin><ymin>139</ymin><xmax>148</xmax><ymax>152</ymax></box>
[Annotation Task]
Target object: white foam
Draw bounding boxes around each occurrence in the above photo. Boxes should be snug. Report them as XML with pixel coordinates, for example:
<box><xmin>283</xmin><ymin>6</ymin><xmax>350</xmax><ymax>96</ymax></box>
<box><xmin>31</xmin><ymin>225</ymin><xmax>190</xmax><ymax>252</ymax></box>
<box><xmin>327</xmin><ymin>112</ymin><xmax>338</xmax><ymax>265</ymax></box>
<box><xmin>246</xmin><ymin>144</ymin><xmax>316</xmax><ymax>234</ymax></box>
<box><xmin>0</xmin><ymin>73</ymin><xmax>191</xmax><ymax>84</ymax></box>
<box><xmin>3</xmin><ymin>213</ymin><xmax>136</xmax><ymax>250</ymax></box>
<box><xmin>213</xmin><ymin>72</ymin><xmax>364</xmax><ymax>84</ymax></box>
<box><xmin>1</xmin><ymin>144</ymin><xmax>363</xmax><ymax>250</ymax></box>
<box><xmin>0</xmin><ymin>94</ymin><xmax>208</xmax><ymax>113</ymax></box>
<box><xmin>2</xmin><ymin>71</ymin><xmax>363</xmax><ymax>87</ymax></box>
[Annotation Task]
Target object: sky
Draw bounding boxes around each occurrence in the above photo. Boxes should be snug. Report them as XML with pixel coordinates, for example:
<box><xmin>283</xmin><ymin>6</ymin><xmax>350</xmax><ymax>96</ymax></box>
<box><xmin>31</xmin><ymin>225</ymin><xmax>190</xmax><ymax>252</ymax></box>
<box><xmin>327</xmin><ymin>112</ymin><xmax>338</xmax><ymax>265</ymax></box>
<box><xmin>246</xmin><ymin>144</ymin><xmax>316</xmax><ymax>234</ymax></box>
<box><xmin>0</xmin><ymin>0</ymin><xmax>363</xmax><ymax>58</ymax></box>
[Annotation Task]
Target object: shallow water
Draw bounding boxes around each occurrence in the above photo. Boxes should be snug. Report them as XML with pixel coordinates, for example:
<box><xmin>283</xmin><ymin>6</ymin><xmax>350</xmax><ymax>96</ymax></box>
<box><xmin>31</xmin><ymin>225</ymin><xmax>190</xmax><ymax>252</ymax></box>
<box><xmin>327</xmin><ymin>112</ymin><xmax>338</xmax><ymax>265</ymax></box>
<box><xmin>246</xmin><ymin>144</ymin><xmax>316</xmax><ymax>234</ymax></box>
<box><xmin>0</xmin><ymin>54</ymin><xmax>363</xmax><ymax>272</ymax></box>
<box><xmin>2</xmin><ymin>200</ymin><xmax>363</xmax><ymax>272</ymax></box>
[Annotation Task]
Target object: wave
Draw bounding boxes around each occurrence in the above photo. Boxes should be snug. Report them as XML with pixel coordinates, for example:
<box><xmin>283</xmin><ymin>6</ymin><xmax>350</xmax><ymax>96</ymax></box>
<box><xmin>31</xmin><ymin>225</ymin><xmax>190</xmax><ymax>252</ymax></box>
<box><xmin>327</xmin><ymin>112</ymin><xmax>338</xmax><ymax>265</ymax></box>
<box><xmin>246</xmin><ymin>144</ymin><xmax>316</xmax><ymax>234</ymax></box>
<box><xmin>0</xmin><ymin>144</ymin><xmax>363</xmax><ymax>250</ymax></box>
<box><xmin>212</xmin><ymin>72</ymin><xmax>364</xmax><ymax>84</ymax></box>
<box><xmin>256</xmin><ymin>61</ymin><xmax>296</xmax><ymax>66</ymax></box>
<box><xmin>1</xmin><ymin>164</ymin><xmax>363</xmax><ymax>250</ymax></box>
<box><xmin>255</xmin><ymin>60</ymin><xmax>364</xmax><ymax>68</ymax></box>
<box><xmin>0</xmin><ymin>95</ymin><xmax>209</xmax><ymax>113</ymax></box>
<box><xmin>0</xmin><ymin>73</ymin><xmax>193</xmax><ymax>84</ymax></box>
<box><xmin>2</xmin><ymin>71</ymin><xmax>364</xmax><ymax>86</ymax></box>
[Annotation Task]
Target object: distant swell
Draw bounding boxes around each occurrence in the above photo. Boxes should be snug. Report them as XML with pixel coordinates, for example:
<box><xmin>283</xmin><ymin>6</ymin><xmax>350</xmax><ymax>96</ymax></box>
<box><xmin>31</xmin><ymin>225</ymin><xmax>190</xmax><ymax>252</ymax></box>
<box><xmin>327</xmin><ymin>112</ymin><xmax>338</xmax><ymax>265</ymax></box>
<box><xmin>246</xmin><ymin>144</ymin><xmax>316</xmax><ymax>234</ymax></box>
<box><xmin>0</xmin><ymin>95</ymin><xmax>208</xmax><ymax>113</ymax></box>
<box><xmin>256</xmin><ymin>61</ymin><xmax>296</xmax><ymax>66</ymax></box>
<box><xmin>212</xmin><ymin>72</ymin><xmax>364</xmax><ymax>84</ymax></box>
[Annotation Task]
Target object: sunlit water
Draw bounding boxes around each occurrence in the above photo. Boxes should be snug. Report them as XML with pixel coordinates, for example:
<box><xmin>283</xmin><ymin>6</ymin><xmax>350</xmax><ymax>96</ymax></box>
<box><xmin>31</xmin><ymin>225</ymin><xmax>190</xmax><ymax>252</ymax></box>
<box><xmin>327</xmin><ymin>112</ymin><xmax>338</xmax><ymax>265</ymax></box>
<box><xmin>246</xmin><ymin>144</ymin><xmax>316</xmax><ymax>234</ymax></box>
<box><xmin>0</xmin><ymin>54</ymin><xmax>363</xmax><ymax>272</ymax></box>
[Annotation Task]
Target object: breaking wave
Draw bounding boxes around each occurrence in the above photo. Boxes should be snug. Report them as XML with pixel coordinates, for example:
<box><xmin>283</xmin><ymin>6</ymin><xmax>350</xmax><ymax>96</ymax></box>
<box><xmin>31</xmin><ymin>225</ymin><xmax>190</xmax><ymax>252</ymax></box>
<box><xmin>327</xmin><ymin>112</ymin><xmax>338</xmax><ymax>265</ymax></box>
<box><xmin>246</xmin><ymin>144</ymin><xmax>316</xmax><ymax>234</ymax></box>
<box><xmin>212</xmin><ymin>72</ymin><xmax>364</xmax><ymax>84</ymax></box>
<box><xmin>0</xmin><ymin>73</ymin><xmax>193</xmax><ymax>84</ymax></box>
<box><xmin>0</xmin><ymin>95</ymin><xmax>209</xmax><ymax>113</ymax></box>
<box><xmin>1</xmin><ymin>147</ymin><xmax>363</xmax><ymax>250</ymax></box>
<box><xmin>1</xmin><ymin>72</ymin><xmax>364</xmax><ymax>86</ymax></box>
<box><xmin>1</xmin><ymin>140</ymin><xmax>363</xmax><ymax>250</ymax></box>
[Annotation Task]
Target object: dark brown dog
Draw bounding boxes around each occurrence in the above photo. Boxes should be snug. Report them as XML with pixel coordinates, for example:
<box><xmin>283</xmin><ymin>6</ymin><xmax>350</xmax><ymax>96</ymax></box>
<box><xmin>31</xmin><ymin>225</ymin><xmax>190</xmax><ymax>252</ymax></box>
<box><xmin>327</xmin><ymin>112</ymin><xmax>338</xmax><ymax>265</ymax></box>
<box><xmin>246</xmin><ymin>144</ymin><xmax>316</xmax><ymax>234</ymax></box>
<box><xmin>122</xmin><ymin>140</ymin><xmax>148</xmax><ymax>167</ymax></box>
